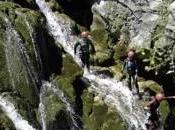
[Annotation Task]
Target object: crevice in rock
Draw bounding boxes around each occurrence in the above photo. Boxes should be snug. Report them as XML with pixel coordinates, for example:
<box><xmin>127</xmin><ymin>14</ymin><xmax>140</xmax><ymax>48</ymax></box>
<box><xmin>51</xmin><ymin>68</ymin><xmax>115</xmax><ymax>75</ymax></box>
<box><xmin>48</xmin><ymin>110</ymin><xmax>72</xmax><ymax>130</ymax></box>
<box><xmin>73</xmin><ymin>76</ymin><xmax>90</xmax><ymax>129</ymax></box>
<box><xmin>37</xmin><ymin>29</ymin><xmax>63</xmax><ymax>80</ymax></box>
<box><xmin>56</xmin><ymin>0</ymin><xmax>94</xmax><ymax>28</ymax></box>
<box><xmin>12</xmin><ymin>0</ymin><xmax>38</xmax><ymax>9</ymax></box>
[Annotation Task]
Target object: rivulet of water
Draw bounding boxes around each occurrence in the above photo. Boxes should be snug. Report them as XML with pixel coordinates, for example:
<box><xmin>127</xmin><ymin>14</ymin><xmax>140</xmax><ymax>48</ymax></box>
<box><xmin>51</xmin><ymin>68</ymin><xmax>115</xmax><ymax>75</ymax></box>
<box><xmin>0</xmin><ymin>96</ymin><xmax>37</xmax><ymax>130</ymax></box>
<box><xmin>4</xmin><ymin>18</ymin><xmax>39</xmax><ymax>94</ymax></box>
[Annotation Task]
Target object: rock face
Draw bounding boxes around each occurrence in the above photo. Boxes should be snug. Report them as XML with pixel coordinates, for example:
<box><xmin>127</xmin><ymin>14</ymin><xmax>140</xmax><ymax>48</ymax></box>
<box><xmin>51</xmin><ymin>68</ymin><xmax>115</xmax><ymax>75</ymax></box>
<box><xmin>0</xmin><ymin>0</ymin><xmax>175</xmax><ymax>130</ymax></box>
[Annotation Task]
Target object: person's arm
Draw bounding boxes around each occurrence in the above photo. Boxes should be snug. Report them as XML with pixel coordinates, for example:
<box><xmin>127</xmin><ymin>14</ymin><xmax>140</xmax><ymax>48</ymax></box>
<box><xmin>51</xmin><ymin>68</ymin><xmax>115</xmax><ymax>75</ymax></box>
<box><xmin>74</xmin><ymin>42</ymin><xmax>79</xmax><ymax>55</ymax></box>
<box><xmin>164</xmin><ymin>96</ymin><xmax>175</xmax><ymax>99</ymax></box>
<box><xmin>146</xmin><ymin>97</ymin><xmax>156</xmax><ymax>107</ymax></box>
<box><xmin>122</xmin><ymin>59</ymin><xmax>127</xmax><ymax>73</ymax></box>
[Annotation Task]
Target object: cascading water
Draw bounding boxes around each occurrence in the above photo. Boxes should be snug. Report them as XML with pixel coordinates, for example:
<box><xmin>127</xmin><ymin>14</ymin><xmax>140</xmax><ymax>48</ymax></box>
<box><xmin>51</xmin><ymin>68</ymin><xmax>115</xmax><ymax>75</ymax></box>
<box><xmin>36</xmin><ymin>0</ymin><xmax>148</xmax><ymax>129</ymax></box>
<box><xmin>18</xmin><ymin>11</ymin><xmax>43</xmax><ymax>77</ymax></box>
<box><xmin>0</xmin><ymin>96</ymin><xmax>37</xmax><ymax>130</ymax></box>
<box><xmin>39</xmin><ymin>85</ymin><xmax>47</xmax><ymax>130</ymax></box>
<box><xmin>4</xmin><ymin>18</ymin><xmax>40</xmax><ymax>94</ymax></box>
<box><xmin>40</xmin><ymin>81</ymin><xmax>81</xmax><ymax>130</ymax></box>
<box><xmin>84</xmin><ymin>73</ymin><xmax>148</xmax><ymax>130</ymax></box>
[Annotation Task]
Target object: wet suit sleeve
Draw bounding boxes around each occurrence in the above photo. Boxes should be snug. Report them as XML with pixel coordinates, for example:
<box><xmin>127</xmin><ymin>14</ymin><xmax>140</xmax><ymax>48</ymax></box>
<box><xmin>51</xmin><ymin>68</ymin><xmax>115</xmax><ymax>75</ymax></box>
<box><xmin>122</xmin><ymin>59</ymin><xmax>127</xmax><ymax>73</ymax></box>
<box><xmin>74</xmin><ymin>42</ymin><xmax>79</xmax><ymax>55</ymax></box>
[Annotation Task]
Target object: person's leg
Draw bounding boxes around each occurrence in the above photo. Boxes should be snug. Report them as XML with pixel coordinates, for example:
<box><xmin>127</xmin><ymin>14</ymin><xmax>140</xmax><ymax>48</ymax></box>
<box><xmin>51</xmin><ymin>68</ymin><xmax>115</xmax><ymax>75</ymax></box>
<box><xmin>133</xmin><ymin>74</ymin><xmax>139</xmax><ymax>95</ymax></box>
<box><xmin>80</xmin><ymin>54</ymin><xmax>85</xmax><ymax>68</ymax></box>
<box><xmin>126</xmin><ymin>74</ymin><xmax>132</xmax><ymax>90</ymax></box>
<box><xmin>85</xmin><ymin>54</ymin><xmax>90</xmax><ymax>72</ymax></box>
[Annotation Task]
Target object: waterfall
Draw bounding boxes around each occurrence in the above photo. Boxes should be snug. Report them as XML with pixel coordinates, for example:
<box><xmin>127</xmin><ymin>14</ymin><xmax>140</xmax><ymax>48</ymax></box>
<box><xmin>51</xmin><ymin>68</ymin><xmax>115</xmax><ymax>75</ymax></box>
<box><xmin>39</xmin><ymin>85</ymin><xmax>47</xmax><ymax>130</ymax></box>
<box><xmin>35</xmin><ymin>0</ymin><xmax>80</xmax><ymax>63</ymax></box>
<box><xmin>17</xmin><ymin>11</ymin><xmax>43</xmax><ymax>77</ymax></box>
<box><xmin>39</xmin><ymin>81</ymin><xmax>81</xmax><ymax>130</ymax></box>
<box><xmin>0</xmin><ymin>96</ymin><xmax>37</xmax><ymax>130</ymax></box>
<box><xmin>36</xmin><ymin>0</ymin><xmax>148</xmax><ymax>129</ymax></box>
<box><xmin>4</xmin><ymin>18</ymin><xmax>40</xmax><ymax>94</ymax></box>
<box><xmin>84</xmin><ymin>73</ymin><xmax>148</xmax><ymax>130</ymax></box>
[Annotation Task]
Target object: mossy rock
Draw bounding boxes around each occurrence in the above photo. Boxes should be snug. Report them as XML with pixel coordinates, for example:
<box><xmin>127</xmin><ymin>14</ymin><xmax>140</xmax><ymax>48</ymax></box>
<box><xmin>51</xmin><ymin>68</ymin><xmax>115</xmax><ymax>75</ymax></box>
<box><xmin>91</xmin><ymin>14</ymin><xmax>106</xmax><ymax>31</ymax></box>
<box><xmin>138</xmin><ymin>80</ymin><xmax>163</xmax><ymax>92</ymax></box>
<box><xmin>93</xmin><ymin>50</ymin><xmax>114</xmax><ymax>67</ymax></box>
<box><xmin>44</xmin><ymin>93</ymin><xmax>65</xmax><ymax>128</ymax></box>
<box><xmin>113</xmin><ymin>43</ymin><xmax>127</xmax><ymax>61</ymax></box>
<box><xmin>46</xmin><ymin>0</ymin><xmax>63</xmax><ymax>12</ymax></box>
<box><xmin>1</xmin><ymin>0</ymin><xmax>38</xmax><ymax>9</ymax></box>
<box><xmin>160</xmin><ymin>100</ymin><xmax>170</xmax><ymax>122</ymax></box>
<box><xmin>82</xmin><ymin>92</ymin><xmax>126</xmax><ymax>130</ymax></box>
<box><xmin>110</xmin><ymin>63</ymin><xmax>123</xmax><ymax>80</ymax></box>
<box><xmin>0</xmin><ymin>1</ymin><xmax>20</xmax><ymax>11</ymax></box>
<box><xmin>91</xmin><ymin>29</ymin><xmax>109</xmax><ymax>51</ymax></box>
<box><xmin>53</xmin><ymin>54</ymin><xmax>83</xmax><ymax>101</ymax></box>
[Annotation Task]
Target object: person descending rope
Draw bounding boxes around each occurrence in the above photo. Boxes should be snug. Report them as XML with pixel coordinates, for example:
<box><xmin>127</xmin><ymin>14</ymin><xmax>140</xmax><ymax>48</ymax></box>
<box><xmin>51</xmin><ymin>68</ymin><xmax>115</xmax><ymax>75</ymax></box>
<box><xmin>144</xmin><ymin>92</ymin><xmax>175</xmax><ymax>130</ymax></box>
<box><xmin>122</xmin><ymin>49</ymin><xmax>140</xmax><ymax>97</ymax></box>
<box><xmin>74</xmin><ymin>31</ymin><xmax>95</xmax><ymax>72</ymax></box>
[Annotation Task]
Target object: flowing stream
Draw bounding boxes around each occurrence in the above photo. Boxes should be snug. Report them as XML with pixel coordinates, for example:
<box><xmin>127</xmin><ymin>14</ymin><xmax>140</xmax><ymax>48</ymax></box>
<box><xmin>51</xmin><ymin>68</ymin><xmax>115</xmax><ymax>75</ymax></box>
<box><xmin>36</xmin><ymin>0</ymin><xmax>149</xmax><ymax>129</ymax></box>
<box><xmin>0</xmin><ymin>96</ymin><xmax>37</xmax><ymax>130</ymax></box>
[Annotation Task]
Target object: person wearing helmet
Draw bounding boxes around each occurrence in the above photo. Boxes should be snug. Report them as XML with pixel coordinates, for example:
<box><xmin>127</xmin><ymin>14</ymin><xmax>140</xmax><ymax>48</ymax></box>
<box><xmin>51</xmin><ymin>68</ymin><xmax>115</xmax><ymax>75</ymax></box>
<box><xmin>122</xmin><ymin>49</ymin><xmax>140</xmax><ymax>96</ymax></box>
<box><xmin>74</xmin><ymin>31</ymin><xmax>95</xmax><ymax>71</ymax></box>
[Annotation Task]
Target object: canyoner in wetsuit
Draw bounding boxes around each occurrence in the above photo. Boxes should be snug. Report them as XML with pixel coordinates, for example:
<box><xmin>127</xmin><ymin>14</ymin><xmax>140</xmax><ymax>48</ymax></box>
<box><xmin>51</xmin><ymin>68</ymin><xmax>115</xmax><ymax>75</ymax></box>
<box><xmin>145</xmin><ymin>93</ymin><xmax>175</xmax><ymax>130</ymax></box>
<box><xmin>74</xmin><ymin>31</ymin><xmax>95</xmax><ymax>71</ymax></box>
<box><xmin>122</xmin><ymin>49</ymin><xmax>140</xmax><ymax>96</ymax></box>
<box><xmin>144</xmin><ymin>93</ymin><xmax>164</xmax><ymax>130</ymax></box>
<box><xmin>145</xmin><ymin>96</ymin><xmax>160</xmax><ymax>130</ymax></box>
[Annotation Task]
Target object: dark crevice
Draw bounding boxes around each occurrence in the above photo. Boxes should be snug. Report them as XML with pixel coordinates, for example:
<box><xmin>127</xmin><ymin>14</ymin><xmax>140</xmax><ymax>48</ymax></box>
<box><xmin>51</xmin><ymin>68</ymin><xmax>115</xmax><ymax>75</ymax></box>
<box><xmin>56</xmin><ymin>0</ymin><xmax>94</xmax><ymax>28</ymax></box>
<box><xmin>12</xmin><ymin>0</ymin><xmax>38</xmax><ymax>10</ymax></box>
<box><xmin>73</xmin><ymin>76</ymin><xmax>90</xmax><ymax>129</ymax></box>
<box><xmin>37</xmin><ymin>28</ymin><xmax>63</xmax><ymax>80</ymax></box>
<box><xmin>48</xmin><ymin>110</ymin><xmax>72</xmax><ymax>130</ymax></box>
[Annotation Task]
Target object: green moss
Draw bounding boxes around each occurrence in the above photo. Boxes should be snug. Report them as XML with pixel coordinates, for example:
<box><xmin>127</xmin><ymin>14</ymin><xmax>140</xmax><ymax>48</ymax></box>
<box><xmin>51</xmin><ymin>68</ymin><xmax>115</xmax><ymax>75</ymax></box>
<box><xmin>113</xmin><ymin>43</ymin><xmax>127</xmax><ymax>61</ymax></box>
<box><xmin>160</xmin><ymin>101</ymin><xmax>170</xmax><ymax>122</ymax></box>
<box><xmin>101</xmin><ymin>109</ymin><xmax>126</xmax><ymax>130</ymax></box>
<box><xmin>82</xmin><ymin>90</ymin><xmax>126</xmax><ymax>130</ymax></box>
<box><xmin>94</xmin><ymin>50</ymin><xmax>113</xmax><ymax>66</ymax></box>
<box><xmin>0</xmin><ymin>1</ymin><xmax>20</xmax><ymax>11</ymax></box>
<box><xmin>110</xmin><ymin>63</ymin><xmax>123</xmax><ymax>80</ymax></box>
<box><xmin>82</xmin><ymin>90</ymin><xmax>94</xmax><ymax>118</ymax></box>
<box><xmin>45</xmin><ymin>94</ymin><xmax>65</xmax><ymax>123</ymax></box>
<box><xmin>53</xmin><ymin>54</ymin><xmax>83</xmax><ymax>100</ymax></box>
<box><xmin>0</xmin><ymin>26</ymin><xmax>12</xmax><ymax>90</ymax></box>
<box><xmin>91</xmin><ymin>29</ymin><xmax>109</xmax><ymax>50</ymax></box>
<box><xmin>138</xmin><ymin>80</ymin><xmax>163</xmax><ymax>93</ymax></box>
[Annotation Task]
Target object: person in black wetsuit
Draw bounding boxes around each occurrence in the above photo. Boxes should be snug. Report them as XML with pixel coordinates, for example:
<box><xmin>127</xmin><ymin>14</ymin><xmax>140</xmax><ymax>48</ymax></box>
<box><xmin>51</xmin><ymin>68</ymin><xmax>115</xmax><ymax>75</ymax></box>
<box><xmin>122</xmin><ymin>49</ymin><xmax>140</xmax><ymax>96</ymax></box>
<box><xmin>74</xmin><ymin>31</ymin><xmax>95</xmax><ymax>72</ymax></box>
<box><xmin>145</xmin><ymin>93</ymin><xmax>175</xmax><ymax>130</ymax></box>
